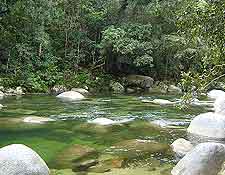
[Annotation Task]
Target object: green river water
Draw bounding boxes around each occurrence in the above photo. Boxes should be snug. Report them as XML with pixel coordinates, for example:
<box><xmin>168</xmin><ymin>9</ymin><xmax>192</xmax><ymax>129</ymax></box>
<box><xmin>0</xmin><ymin>94</ymin><xmax>207</xmax><ymax>174</ymax></box>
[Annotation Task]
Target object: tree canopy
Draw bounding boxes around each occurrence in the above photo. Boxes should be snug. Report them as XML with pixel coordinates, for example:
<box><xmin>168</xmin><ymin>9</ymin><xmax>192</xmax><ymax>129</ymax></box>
<box><xmin>0</xmin><ymin>0</ymin><xmax>224</xmax><ymax>93</ymax></box>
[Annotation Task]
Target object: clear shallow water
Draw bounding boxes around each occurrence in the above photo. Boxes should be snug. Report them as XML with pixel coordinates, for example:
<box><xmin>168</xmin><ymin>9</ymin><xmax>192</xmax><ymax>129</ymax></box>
<box><xmin>0</xmin><ymin>94</ymin><xmax>207</xmax><ymax>171</ymax></box>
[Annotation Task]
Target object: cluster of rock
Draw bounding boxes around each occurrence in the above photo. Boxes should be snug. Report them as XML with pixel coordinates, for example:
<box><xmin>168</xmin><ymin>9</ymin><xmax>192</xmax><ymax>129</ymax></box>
<box><xmin>52</xmin><ymin>138</ymin><xmax>172</xmax><ymax>174</ymax></box>
<box><xmin>0</xmin><ymin>86</ymin><xmax>24</xmax><ymax>96</ymax></box>
<box><xmin>188</xmin><ymin>89</ymin><xmax>225</xmax><ymax>139</ymax></box>
<box><xmin>171</xmin><ymin>89</ymin><xmax>225</xmax><ymax>175</ymax></box>
<box><xmin>109</xmin><ymin>74</ymin><xmax>182</xmax><ymax>94</ymax></box>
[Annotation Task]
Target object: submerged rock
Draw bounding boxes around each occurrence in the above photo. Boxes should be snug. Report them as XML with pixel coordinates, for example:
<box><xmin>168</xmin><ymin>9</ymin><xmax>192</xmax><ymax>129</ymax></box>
<box><xmin>108</xmin><ymin>139</ymin><xmax>172</xmax><ymax>159</ymax></box>
<box><xmin>151</xmin><ymin>119</ymin><xmax>189</xmax><ymax>128</ymax></box>
<box><xmin>171</xmin><ymin>142</ymin><xmax>225</xmax><ymax>175</ymax></box>
<box><xmin>143</xmin><ymin>99</ymin><xmax>178</xmax><ymax>105</ymax></box>
<box><xmin>89</xmin><ymin>166</ymin><xmax>172</xmax><ymax>175</ymax></box>
<box><xmin>73</xmin><ymin>123</ymin><xmax>110</xmax><ymax>134</ymax></box>
<box><xmin>51</xmin><ymin>169</ymin><xmax>76</xmax><ymax>175</ymax></box>
<box><xmin>57</xmin><ymin>91</ymin><xmax>85</xmax><ymax>101</ymax></box>
<box><xmin>87</xmin><ymin>118</ymin><xmax>134</xmax><ymax>126</ymax></box>
<box><xmin>23</xmin><ymin>116</ymin><xmax>55</xmax><ymax>124</ymax></box>
<box><xmin>187</xmin><ymin>112</ymin><xmax>225</xmax><ymax>139</ymax></box>
<box><xmin>207</xmin><ymin>89</ymin><xmax>225</xmax><ymax>100</ymax></box>
<box><xmin>0</xmin><ymin>144</ymin><xmax>49</xmax><ymax>175</ymax></box>
<box><xmin>171</xmin><ymin>138</ymin><xmax>193</xmax><ymax>158</ymax></box>
<box><xmin>72</xmin><ymin>159</ymin><xmax>99</xmax><ymax>172</ymax></box>
<box><xmin>54</xmin><ymin>144</ymin><xmax>97</xmax><ymax>169</ymax></box>
<box><xmin>71</xmin><ymin>88</ymin><xmax>90</xmax><ymax>96</ymax></box>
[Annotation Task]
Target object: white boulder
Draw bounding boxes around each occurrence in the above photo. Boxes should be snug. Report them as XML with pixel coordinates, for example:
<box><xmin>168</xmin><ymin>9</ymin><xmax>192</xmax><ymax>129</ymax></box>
<box><xmin>88</xmin><ymin>117</ymin><xmax>134</xmax><ymax>126</ymax></box>
<box><xmin>0</xmin><ymin>91</ymin><xmax>4</xmax><ymax>96</ymax></box>
<box><xmin>142</xmin><ymin>99</ymin><xmax>179</xmax><ymax>105</ymax></box>
<box><xmin>152</xmin><ymin>99</ymin><xmax>177</xmax><ymax>105</ymax></box>
<box><xmin>214</xmin><ymin>97</ymin><xmax>225</xmax><ymax>115</ymax></box>
<box><xmin>71</xmin><ymin>88</ymin><xmax>90</xmax><ymax>95</ymax></box>
<box><xmin>0</xmin><ymin>144</ymin><xmax>50</xmax><ymax>175</ymax></box>
<box><xmin>171</xmin><ymin>138</ymin><xmax>193</xmax><ymax>158</ymax></box>
<box><xmin>15</xmin><ymin>86</ymin><xmax>24</xmax><ymax>95</ymax></box>
<box><xmin>57</xmin><ymin>91</ymin><xmax>85</xmax><ymax>101</ymax></box>
<box><xmin>187</xmin><ymin>112</ymin><xmax>225</xmax><ymax>139</ymax></box>
<box><xmin>171</xmin><ymin>142</ymin><xmax>225</xmax><ymax>175</ymax></box>
<box><xmin>0</xmin><ymin>91</ymin><xmax>4</xmax><ymax>99</ymax></box>
<box><xmin>207</xmin><ymin>89</ymin><xmax>225</xmax><ymax>100</ymax></box>
<box><xmin>23</xmin><ymin>116</ymin><xmax>55</xmax><ymax>124</ymax></box>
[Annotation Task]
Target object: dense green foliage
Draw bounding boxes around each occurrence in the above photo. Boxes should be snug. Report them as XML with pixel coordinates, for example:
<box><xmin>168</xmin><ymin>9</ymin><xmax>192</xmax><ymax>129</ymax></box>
<box><xmin>0</xmin><ymin>0</ymin><xmax>224</xmax><ymax>93</ymax></box>
<box><xmin>179</xmin><ymin>0</ymin><xmax>225</xmax><ymax>94</ymax></box>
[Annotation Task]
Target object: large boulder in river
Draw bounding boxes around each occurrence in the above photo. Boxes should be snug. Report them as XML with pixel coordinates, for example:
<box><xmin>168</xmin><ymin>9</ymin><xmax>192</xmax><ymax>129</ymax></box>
<box><xmin>57</xmin><ymin>91</ymin><xmax>85</xmax><ymax>101</ymax></box>
<box><xmin>171</xmin><ymin>142</ymin><xmax>225</xmax><ymax>175</ymax></box>
<box><xmin>71</xmin><ymin>88</ymin><xmax>90</xmax><ymax>96</ymax></box>
<box><xmin>0</xmin><ymin>144</ymin><xmax>50</xmax><ymax>175</ymax></box>
<box><xmin>171</xmin><ymin>138</ymin><xmax>193</xmax><ymax>158</ymax></box>
<box><xmin>124</xmin><ymin>75</ymin><xmax>154</xmax><ymax>90</ymax></box>
<box><xmin>207</xmin><ymin>89</ymin><xmax>225</xmax><ymax>100</ymax></box>
<box><xmin>214</xmin><ymin>97</ymin><xmax>225</xmax><ymax>115</ymax></box>
<box><xmin>187</xmin><ymin>112</ymin><xmax>225</xmax><ymax>139</ymax></box>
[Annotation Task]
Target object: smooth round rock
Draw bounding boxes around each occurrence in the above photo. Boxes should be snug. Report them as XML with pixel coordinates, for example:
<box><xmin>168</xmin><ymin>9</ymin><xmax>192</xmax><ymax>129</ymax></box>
<box><xmin>57</xmin><ymin>91</ymin><xmax>85</xmax><ymax>101</ymax></box>
<box><xmin>207</xmin><ymin>89</ymin><xmax>225</xmax><ymax>100</ymax></box>
<box><xmin>0</xmin><ymin>144</ymin><xmax>50</xmax><ymax>175</ymax></box>
<box><xmin>171</xmin><ymin>142</ymin><xmax>225</xmax><ymax>175</ymax></box>
<box><xmin>87</xmin><ymin>118</ymin><xmax>134</xmax><ymax>126</ymax></box>
<box><xmin>71</xmin><ymin>88</ymin><xmax>90</xmax><ymax>95</ymax></box>
<box><xmin>152</xmin><ymin>99</ymin><xmax>177</xmax><ymax>105</ymax></box>
<box><xmin>187</xmin><ymin>112</ymin><xmax>225</xmax><ymax>139</ymax></box>
<box><xmin>214</xmin><ymin>97</ymin><xmax>225</xmax><ymax>115</ymax></box>
<box><xmin>171</xmin><ymin>138</ymin><xmax>193</xmax><ymax>158</ymax></box>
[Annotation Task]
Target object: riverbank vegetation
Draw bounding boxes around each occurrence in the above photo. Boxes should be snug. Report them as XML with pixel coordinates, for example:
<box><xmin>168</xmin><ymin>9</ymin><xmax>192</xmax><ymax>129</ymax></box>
<box><xmin>0</xmin><ymin>0</ymin><xmax>224</xmax><ymax>93</ymax></box>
